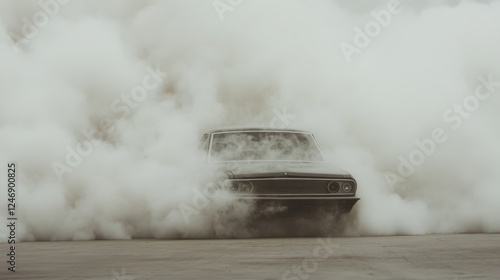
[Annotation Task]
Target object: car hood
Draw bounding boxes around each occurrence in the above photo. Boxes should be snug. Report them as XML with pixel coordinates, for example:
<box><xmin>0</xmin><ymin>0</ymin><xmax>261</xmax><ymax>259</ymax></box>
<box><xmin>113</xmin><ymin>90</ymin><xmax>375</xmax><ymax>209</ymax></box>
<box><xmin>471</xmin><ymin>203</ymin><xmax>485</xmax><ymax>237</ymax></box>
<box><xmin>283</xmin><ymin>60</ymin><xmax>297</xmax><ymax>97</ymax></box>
<box><xmin>211</xmin><ymin>161</ymin><xmax>353</xmax><ymax>180</ymax></box>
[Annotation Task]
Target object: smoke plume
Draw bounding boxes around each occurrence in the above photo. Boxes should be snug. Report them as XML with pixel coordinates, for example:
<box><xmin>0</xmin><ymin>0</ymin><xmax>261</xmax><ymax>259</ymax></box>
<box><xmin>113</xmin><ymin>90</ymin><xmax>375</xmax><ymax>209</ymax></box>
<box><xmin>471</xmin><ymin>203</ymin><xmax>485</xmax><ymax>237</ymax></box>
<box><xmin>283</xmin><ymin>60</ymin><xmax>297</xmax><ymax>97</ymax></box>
<box><xmin>0</xmin><ymin>0</ymin><xmax>499</xmax><ymax>240</ymax></box>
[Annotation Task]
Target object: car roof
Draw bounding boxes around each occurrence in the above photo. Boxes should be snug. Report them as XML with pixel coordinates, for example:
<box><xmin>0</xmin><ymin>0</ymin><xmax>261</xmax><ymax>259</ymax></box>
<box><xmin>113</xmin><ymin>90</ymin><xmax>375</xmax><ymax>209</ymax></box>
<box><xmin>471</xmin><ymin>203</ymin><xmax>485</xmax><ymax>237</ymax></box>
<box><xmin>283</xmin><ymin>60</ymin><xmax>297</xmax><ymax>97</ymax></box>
<box><xmin>205</xmin><ymin>127</ymin><xmax>311</xmax><ymax>135</ymax></box>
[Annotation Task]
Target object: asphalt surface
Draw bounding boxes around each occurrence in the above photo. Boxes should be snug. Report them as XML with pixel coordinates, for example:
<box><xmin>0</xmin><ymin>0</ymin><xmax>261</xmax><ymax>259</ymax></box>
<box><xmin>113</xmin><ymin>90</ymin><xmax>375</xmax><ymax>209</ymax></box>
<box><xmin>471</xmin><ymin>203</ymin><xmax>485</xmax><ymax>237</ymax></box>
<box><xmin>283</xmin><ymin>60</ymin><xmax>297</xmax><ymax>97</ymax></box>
<box><xmin>0</xmin><ymin>234</ymin><xmax>499</xmax><ymax>280</ymax></box>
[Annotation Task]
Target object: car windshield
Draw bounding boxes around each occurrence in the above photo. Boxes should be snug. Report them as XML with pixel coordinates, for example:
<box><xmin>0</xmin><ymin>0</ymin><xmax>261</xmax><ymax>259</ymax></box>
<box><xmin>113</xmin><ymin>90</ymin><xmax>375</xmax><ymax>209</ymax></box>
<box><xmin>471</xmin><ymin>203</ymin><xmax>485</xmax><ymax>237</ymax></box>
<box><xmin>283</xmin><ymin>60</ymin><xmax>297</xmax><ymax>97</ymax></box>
<box><xmin>209</xmin><ymin>131</ymin><xmax>324</xmax><ymax>162</ymax></box>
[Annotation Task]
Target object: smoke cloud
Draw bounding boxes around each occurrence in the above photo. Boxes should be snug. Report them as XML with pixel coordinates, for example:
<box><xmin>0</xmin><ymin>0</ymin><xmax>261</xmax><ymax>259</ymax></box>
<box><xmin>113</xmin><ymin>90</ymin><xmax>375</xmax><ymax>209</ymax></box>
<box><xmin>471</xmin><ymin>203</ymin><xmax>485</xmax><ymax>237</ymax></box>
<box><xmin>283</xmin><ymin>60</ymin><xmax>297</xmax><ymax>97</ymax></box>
<box><xmin>0</xmin><ymin>0</ymin><xmax>499</xmax><ymax>240</ymax></box>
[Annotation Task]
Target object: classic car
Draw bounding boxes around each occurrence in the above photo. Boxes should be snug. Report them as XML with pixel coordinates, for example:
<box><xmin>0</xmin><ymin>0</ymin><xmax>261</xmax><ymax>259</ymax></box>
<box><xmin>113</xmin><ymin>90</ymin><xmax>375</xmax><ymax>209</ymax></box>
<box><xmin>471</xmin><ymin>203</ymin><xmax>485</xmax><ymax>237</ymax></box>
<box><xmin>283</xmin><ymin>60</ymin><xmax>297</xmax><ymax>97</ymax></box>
<box><xmin>200</xmin><ymin>127</ymin><xmax>359</xmax><ymax>217</ymax></box>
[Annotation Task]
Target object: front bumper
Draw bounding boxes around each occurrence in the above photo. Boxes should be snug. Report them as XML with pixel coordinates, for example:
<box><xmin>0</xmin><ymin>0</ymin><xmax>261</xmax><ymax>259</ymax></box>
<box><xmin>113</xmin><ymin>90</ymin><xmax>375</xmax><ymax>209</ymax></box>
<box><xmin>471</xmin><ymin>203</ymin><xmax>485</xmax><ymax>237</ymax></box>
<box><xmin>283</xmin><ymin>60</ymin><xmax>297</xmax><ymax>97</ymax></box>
<box><xmin>236</xmin><ymin>196</ymin><xmax>360</xmax><ymax>216</ymax></box>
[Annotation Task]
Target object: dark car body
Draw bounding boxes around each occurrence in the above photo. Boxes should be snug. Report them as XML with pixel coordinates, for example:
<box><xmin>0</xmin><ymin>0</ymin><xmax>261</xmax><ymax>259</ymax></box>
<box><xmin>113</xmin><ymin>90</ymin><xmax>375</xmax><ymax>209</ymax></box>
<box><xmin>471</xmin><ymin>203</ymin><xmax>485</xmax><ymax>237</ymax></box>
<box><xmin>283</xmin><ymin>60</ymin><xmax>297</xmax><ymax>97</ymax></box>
<box><xmin>200</xmin><ymin>128</ymin><xmax>359</xmax><ymax>216</ymax></box>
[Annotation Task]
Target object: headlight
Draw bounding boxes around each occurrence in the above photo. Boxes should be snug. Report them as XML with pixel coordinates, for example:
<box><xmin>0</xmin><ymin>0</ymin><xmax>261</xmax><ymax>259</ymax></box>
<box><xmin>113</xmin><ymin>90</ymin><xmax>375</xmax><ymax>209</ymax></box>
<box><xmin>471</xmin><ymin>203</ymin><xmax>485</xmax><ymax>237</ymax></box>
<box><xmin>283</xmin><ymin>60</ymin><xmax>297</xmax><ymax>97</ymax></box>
<box><xmin>228</xmin><ymin>182</ymin><xmax>238</xmax><ymax>192</ymax></box>
<box><xmin>327</xmin><ymin>181</ymin><xmax>340</xmax><ymax>193</ymax></box>
<box><xmin>239</xmin><ymin>181</ymin><xmax>254</xmax><ymax>193</ymax></box>
<box><xmin>341</xmin><ymin>182</ymin><xmax>353</xmax><ymax>193</ymax></box>
<box><xmin>227</xmin><ymin>180</ymin><xmax>253</xmax><ymax>193</ymax></box>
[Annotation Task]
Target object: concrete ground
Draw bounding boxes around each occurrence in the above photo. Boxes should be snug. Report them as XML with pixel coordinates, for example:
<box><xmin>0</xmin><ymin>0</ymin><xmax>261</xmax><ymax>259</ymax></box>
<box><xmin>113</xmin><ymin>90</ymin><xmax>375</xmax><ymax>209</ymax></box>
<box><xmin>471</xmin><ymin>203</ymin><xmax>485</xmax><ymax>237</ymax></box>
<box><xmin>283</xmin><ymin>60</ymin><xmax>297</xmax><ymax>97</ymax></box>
<box><xmin>1</xmin><ymin>234</ymin><xmax>499</xmax><ymax>280</ymax></box>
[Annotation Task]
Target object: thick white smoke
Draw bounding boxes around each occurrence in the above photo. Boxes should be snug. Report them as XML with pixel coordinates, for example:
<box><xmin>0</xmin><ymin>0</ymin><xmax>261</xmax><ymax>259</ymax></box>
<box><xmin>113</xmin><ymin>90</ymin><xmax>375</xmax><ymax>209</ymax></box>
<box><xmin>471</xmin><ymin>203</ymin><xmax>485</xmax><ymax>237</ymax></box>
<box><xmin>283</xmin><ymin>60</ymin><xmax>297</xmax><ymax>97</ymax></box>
<box><xmin>0</xmin><ymin>0</ymin><xmax>499</xmax><ymax>240</ymax></box>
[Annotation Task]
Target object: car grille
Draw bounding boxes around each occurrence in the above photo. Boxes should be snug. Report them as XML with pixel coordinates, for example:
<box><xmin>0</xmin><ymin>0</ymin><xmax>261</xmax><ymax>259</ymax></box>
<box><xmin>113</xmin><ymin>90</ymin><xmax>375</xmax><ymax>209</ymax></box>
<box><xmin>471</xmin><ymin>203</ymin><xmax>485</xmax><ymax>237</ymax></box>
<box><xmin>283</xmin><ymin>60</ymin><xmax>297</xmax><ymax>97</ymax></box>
<box><xmin>250</xmin><ymin>179</ymin><xmax>332</xmax><ymax>194</ymax></box>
